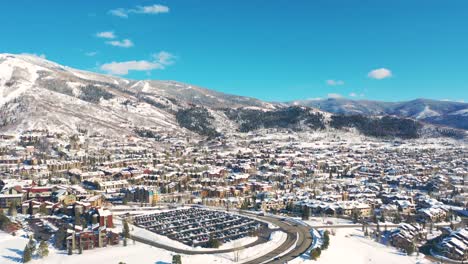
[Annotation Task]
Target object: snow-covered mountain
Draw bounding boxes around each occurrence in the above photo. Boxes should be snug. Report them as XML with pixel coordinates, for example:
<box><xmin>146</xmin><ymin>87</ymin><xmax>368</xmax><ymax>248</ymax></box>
<box><xmin>0</xmin><ymin>53</ymin><xmax>277</xmax><ymax>137</ymax></box>
<box><xmin>292</xmin><ymin>98</ymin><xmax>468</xmax><ymax>130</ymax></box>
<box><xmin>0</xmin><ymin>53</ymin><xmax>465</xmax><ymax>140</ymax></box>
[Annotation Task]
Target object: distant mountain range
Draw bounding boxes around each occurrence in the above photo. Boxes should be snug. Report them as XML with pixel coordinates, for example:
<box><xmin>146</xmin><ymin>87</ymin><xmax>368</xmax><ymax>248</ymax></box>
<box><xmin>0</xmin><ymin>53</ymin><xmax>466</xmax><ymax>140</ymax></box>
<box><xmin>291</xmin><ymin>98</ymin><xmax>468</xmax><ymax>130</ymax></box>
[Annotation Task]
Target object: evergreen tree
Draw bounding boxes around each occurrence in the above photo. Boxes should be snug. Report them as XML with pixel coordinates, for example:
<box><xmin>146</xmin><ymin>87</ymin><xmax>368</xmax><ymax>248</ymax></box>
<box><xmin>310</xmin><ymin>247</ymin><xmax>321</xmax><ymax>260</ymax></box>
<box><xmin>302</xmin><ymin>206</ymin><xmax>310</xmax><ymax>220</ymax></box>
<box><xmin>405</xmin><ymin>242</ymin><xmax>415</xmax><ymax>255</ymax></box>
<box><xmin>394</xmin><ymin>212</ymin><xmax>402</xmax><ymax>224</ymax></box>
<box><xmin>8</xmin><ymin>201</ymin><xmax>17</xmax><ymax>217</ymax></box>
<box><xmin>172</xmin><ymin>254</ymin><xmax>182</xmax><ymax>264</ymax></box>
<box><xmin>22</xmin><ymin>245</ymin><xmax>32</xmax><ymax>263</ymax></box>
<box><xmin>123</xmin><ymin>220</ymin><xmax>130</xmax><ymax>239</ymax></box>
<box><xmin>54</xmin><ymin>227</ymin><xmax>67</xmax><ymax>249</ymax></box>
<box><xmin>0</xmin><ymin>209</ymin><xmax>11</xmax><ymax>230</ymax></box>
<box><xmin>37</xmin><ymin>240</ymin><xmax>49</xmax><ymax>258</ymax></box>
<box><xmin>379</xmin><ymin>213</ymin><xmax>386</xmax><ymax>223</ymax></box>
<box><xmin>207</xmin><ymin>235</ymin><xmax>221</xmax><ymax>248</ymax></box>
<box><xmin>352</xmin><ymin>210</ymin><xmax>360</xmax><ymax>224</ymax></box>
<box><xmin>81</xmin><ymin>217</ymin><xmax>88</xmax><ymax>229</ymax></box>
<box><xmin>372</xmin><ymin>214</ymin><xmax>378</xmax><ymax>224</ymax></box>
<box><xmin>27</xmin><ymin>237</ymin><xmax>36</xmax><ymax>253</ymax></box>
<box><xmin>321</xmin><ymin>231</ymin><xmax>330</xmax><ymax>250</ymax></box>
<box><xmin>39</xmin><ymin>204</ymin><xmax>48</xmax><ymax>215</ymax></box>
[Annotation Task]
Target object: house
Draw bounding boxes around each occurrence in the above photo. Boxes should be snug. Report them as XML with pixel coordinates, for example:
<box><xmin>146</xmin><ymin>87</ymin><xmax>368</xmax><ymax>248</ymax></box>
<box><xmin>84</xmin><ymin>195</ymin><xmax>103</xmax><ymax>207</ymax></box>
<box><xmin>417</xmin><ymin>207</ymin><xmax>447</xmax><ymax>222</ymax></box>
<box><xmin>437</xmin><ymin>228</ymin><xmax>468</xmax><ymax>261</ymax></box>
<box><xmin>0</xmin><ymin>193</ymin><xmax>25</xmax><ymax>209</ymax></box>
<box><xmin>390</xmin><ymin>223</ymin><xmax>425</xmax><ymax>249</ymax></box>
<box><xmin>97</xmin><ymin>208</ymin><xmax>113</xmax><ymax>228</ymax></box>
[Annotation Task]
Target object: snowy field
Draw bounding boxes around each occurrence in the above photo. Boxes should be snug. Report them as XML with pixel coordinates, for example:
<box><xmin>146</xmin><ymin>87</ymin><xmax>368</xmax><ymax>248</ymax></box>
<box><xmin>304</xmin><ymin>216</ymin><xmax>355</xmax><ymax>226</ymax></box>
<box><xmin>0</xmin><ymin>231</ymin><xmax>29</xmax><ymax>263</ymax></box>
<box><xmin>0</xmin><ymin>230</ymin><xmax>287</xmax><ymax>264</ymax></box>
<box><xmin>290</xmin><ymin>227</ymin><xmax>432</xmax><ymax>264</ymax></box>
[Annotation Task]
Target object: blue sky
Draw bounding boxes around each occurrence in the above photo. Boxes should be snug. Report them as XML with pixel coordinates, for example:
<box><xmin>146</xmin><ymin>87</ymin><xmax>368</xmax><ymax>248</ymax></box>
<box><xmin>1</xmin><ymin>0</ymin><xmax>467</xmax><ymax>102</ymax></box>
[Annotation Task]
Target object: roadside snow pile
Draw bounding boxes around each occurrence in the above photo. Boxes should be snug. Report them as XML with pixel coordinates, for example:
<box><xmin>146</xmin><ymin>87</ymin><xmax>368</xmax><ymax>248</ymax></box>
<box><xmin>218</xmin><ymin>230</ymin><xmax>287</xmax><ymax>263</ymax></box>
<box><xmin>310</xmin><ymin>229</ymin><xmax>323</xmax><ymax>249</ymax></box>
<box><xmin>218</xmin><ymin>236</ymin><xmax>258</xmax><ymax>249</ymax></box>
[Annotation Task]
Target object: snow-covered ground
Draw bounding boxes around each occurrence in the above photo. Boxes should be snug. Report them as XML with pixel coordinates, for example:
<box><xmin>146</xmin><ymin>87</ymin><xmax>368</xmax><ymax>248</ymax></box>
<box><xmin>290</xmin><ymin>227</ymin><xmax>431</xmax><ymax>264</ymax></box>
<box><xmin>0</xmin><ymin>231</ymin><xmax>29</xmax><ymax>263</ymax></box>
<box><xmin>304</xmin><ymin>216</ymin><xmax>354</xmax><ymax>226</ymax></box>
<box><xmin>0</xmin><ymin>229</ymin><xmax>287</xmax><ymax>264</ymax></box>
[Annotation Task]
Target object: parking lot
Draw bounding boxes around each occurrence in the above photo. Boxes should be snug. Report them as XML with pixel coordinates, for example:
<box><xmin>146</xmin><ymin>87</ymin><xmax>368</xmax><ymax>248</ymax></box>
<box><xmin>133</xmin><ymin>208</ymin><xmax>266</xmax><ymax>247</ymax></box>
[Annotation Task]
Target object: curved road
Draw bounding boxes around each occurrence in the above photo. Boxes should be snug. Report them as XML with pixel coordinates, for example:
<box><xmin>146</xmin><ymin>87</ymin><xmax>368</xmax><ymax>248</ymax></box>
<box><xmin>124</xmin><ymin>209</ymin><xmax>312</xmax><ymax>264</ymax></box>
<box><xmin>242</xmin><ymin>213</ymin><xmax>312</xmax><ymax>264</ymax></box>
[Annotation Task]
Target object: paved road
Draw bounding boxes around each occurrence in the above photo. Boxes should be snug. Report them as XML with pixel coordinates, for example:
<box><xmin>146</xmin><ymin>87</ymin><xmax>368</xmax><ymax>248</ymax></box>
<box><xmin>125</xmin><ymin>209</ymin><xmax>313</xmax><ymax>264</ymax></box>
<box><xmin>241</xmin><ymin>212</ymin><xmax>313</xmax><ymax>264</ymax></box>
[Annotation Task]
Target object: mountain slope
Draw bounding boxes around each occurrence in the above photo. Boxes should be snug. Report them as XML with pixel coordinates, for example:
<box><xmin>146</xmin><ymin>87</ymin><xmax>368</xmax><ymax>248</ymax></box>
<box><xmin>0</xmin><ymin>53</ymin><xmax>465</xmax><ymax>140</ymax></box>
<box><xmin>293</xmin><ymin>98</ymin><xmax>468</xmax><ymax>130</ymax></box>
<box><xmin>0</xmin><ymin>54</ymin><xmax>275</xmax><ymax>137</ymax></box>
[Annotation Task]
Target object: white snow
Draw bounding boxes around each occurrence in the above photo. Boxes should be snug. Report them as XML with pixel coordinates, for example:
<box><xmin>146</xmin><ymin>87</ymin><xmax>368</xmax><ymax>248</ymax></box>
<box><xmin>0</xmin><ymin>55</ymin><xmax>46</xmax><ymax>106</ymax></box>
<box><xmin>0</xmin><ymin>229</ymin><xmax>287</xmax><ymax>264</ymax></box>
<box><xmin>0</xmin><ymin>231</ymin><xmax>29</xmax><ymax>264</ymax></box>
<box><xmin>415</xmin><ymin>106</ymin><xmax>440</xmax><ymax>119</ymax></box>
<box><xmin>290</xmin><ymin>227</ymin><xmax>431</xmax><ymax>264</ymax></box>
<box><xmin>451</xmin><ymin>108</ymin><xmax>468</xmax><ymax>116</ymax></box>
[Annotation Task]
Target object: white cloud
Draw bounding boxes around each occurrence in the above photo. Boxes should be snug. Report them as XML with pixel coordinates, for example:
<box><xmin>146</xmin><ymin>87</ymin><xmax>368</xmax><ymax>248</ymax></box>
<box><xmin>109</xmin><ymin>4</ymin><xmax>169</xmax><ymax>18</ymax></box>
<box><xmin>368</xmin><ymin>68</ymin><xmax>392</xmax><ymax>79</ymax></box>
<box><xmin>85</xmin><ymin>51</ymin><xmax>98</xmax><ymax>57</ymax></box>
<box><xmin>101</xmin><ymin>61</ymin><xmax>163</xmax><ymax>75</ymax></box>
<box><xmin>326</xmin><ymin>79</ymin><xmax>344</xmax><ymax>86</ymax></box>
<box><xmin>100</xmin><ymin>51</ymin><xmax>176</xmax><ymax>75</ymax></box>
<box><xmin>349</xmin><ymin>92</ymin><xmax>357</xmax><ymax>97</ymax></box>
<box><xmin>153</xmin><ymin>51</ymin><xmax>175</xmax><ymax>66</ymax></box>
<box><xmin>106</xmin><ymin>39</ymin><xmax>134</xmax><ymax>48</ymax></box>
<box><xmin>136</xmin><ymin>4</ymin><xmax>170</xmax><ymax>14</ymax></box>
<box><xmin>306</xmin><ymin>97</ymin><xmax>323</xmax><ymax>101</ymax></box>
<box><xmin>96</xmin><ymin>31</ymin><xmax>116</xmax><ymax>39</ymax></box>
<box><xmin>327</xmin><ymin>93</ymin><xmax>343</xmax><ymax>99</ymax></box>
<box><xmin>109</xmin><ymin>8</ymin><xmax>128</xmax><ymax>18</ymax></box>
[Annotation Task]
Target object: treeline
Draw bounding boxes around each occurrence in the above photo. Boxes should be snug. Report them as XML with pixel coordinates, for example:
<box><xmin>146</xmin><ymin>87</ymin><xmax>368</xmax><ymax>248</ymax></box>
<box><xmin>134</xmin><ymin>128</ymin><xmax>161</xmax><ymax>139</ymax></box>
<box><xmin>330</xmin><ymin>115</ymin><xmax>421</xmax><ymax>139</ymax></box>
<box><xmin>176</xmin><ymin>107</ymin><xmax>221</xmax><ymax>138</ymax></box>
<box><xmin>79</xmin><ymin>85</ymin><xmax>114</xmax><ymax>103</ymax></box>
<box><xmin>310</xmin><ymin>230</ymin><xmax>330</xmax><ymax>260</ymax></box>
<box><xmin>224</xmin><ymin>106</ymin><xmax>325</xmax><ymax>132</ymax></box>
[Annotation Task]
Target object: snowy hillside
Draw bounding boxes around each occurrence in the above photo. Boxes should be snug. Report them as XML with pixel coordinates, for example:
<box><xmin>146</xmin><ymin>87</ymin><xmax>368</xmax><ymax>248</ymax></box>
<box><xmin>0</xmin><ymin>53</ymin><xmax>465</xmax><ymax>140</ymax></box>
<box><xmin>0</xmin><ymin>54</ymin><xmax>275</xmax><ymax>137</ymax></box>
<box><xmin>293</xmin><ymin>98</ymin><xmax>468</xmax><ymax>130</ymax></box>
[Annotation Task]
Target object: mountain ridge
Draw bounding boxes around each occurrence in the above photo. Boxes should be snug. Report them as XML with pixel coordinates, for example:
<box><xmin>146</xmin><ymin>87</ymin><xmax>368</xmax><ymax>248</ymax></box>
<box><xmin>0</xmin><ymin>53</ymin><xmax>466</xmax><ymax>140</ymax></box>
<box><xmin>291</xmin><ymin>97</ymin><xmax>468</xmax><ymax>130</ymax></box>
